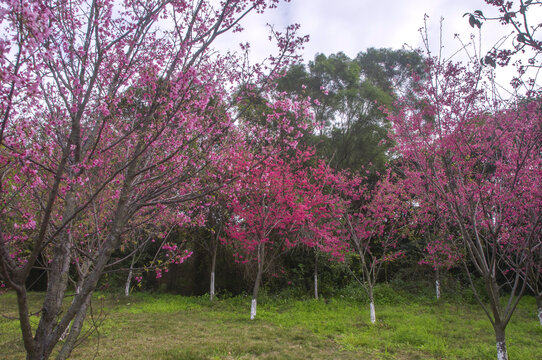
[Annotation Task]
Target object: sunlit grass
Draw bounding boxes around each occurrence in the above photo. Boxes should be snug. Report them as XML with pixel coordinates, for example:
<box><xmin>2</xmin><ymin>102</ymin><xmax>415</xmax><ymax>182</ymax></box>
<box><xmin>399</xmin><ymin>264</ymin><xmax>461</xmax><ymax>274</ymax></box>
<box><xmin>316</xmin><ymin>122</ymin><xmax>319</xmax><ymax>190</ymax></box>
<box><xmin>1</xmin><ymin>290</ymin><xmax>541</xmax><ymax>359</ymax></box>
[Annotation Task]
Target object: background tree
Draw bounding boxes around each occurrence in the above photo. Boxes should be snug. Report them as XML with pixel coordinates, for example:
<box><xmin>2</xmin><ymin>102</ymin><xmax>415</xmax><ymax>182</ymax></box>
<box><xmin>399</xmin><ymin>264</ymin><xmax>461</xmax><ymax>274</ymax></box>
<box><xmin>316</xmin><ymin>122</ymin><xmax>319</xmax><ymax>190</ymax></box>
<box><xmin>224</xmin><ymin>149</ymin><xmax>346</xmax><ymax>319</ymax></box>
<box><xmin>342</xmin><ymin>170</ymin><xmax>410</xmax><ymax>324</ymax></box>
<box><xmin>417</xmin><ymin>218</ymin><xmax>463</xmax><ymax>300</ymax></box>
<box><xmin>278</xmin><ymin>49</ymin><xmax>425</xmax><ymax>174</ymax></box>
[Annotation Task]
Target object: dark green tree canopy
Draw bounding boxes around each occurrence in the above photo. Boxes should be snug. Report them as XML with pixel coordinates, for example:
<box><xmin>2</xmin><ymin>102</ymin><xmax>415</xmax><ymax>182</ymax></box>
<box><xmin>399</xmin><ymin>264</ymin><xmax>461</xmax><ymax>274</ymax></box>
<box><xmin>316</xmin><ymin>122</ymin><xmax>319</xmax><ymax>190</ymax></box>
<box><xmin>278</xmin><ymin>48</ymin><xmax>425</xmax><ymax>174</ymax></box>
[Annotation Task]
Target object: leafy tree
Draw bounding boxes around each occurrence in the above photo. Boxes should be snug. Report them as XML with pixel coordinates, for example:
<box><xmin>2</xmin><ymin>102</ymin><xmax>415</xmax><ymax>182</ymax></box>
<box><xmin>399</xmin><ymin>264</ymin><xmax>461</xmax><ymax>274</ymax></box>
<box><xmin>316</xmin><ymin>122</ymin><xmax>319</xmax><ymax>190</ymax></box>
<box><xmin>278</xmin><ymin>49</ymin><xmax>424</xmax><ymax>174</ymax></box>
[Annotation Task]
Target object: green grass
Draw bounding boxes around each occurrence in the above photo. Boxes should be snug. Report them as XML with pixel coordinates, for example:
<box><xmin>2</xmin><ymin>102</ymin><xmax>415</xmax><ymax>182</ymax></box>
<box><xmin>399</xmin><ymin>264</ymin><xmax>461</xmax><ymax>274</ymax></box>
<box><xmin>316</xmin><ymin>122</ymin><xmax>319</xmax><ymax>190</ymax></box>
<box><xmin>1</xmin><ymin>291</ymin><xmax>541</xmax><ymax>359</ymax></box>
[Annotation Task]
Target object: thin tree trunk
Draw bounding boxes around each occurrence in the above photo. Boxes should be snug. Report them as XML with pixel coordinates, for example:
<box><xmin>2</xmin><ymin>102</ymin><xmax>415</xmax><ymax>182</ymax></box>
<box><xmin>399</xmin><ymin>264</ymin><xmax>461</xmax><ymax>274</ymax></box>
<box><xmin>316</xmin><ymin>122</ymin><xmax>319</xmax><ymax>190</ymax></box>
<box><xmin>314</xmin><ymin>251</ymin><xmax>318</xmax><ymax>300</ymax></box>
<box><xmin>435</xmin><ymin>267</ymin><xmax>441</xmax><ymax>300</ymax></box>
<box><xmin>368</xmin><ymin>285</ymin><xmax>376</xmax><ymax>324</ymax></box>
<box><xmin>251</xmin><ymin>268</ymin><xmax>262</xmax><ymax>320</ymax></box>
<box><xmin>60</xmin><ymin>284</ymin><xmax>82</xmax><ymax>341</ymax></box>
<box><xmin>495</xmin><ymin>324</ymin><xmax>508</xmax><ymax>360</ymax></box>
<box><xmin>210</xmin><ymin>241</ymin><xmax>217</xmax><ymax>301</ymax></box>
<box><xmin>14</xmin><ymin>287</ymin><xmax>34</xmax><ymax>359</ymax></box>
<box><xmin>125</xmin><ymin>255</ymin><xmax>136</xmax><ymax>297</ymax></box>
<box><xmin>56</xmin><ymin>292</ymin><xmax>92</xmax><ymax>360</ymax></box>
<box><xmin>251</xmin><ymin>244</ymin><xmax>264</xmax><ymax>320</ymax></box>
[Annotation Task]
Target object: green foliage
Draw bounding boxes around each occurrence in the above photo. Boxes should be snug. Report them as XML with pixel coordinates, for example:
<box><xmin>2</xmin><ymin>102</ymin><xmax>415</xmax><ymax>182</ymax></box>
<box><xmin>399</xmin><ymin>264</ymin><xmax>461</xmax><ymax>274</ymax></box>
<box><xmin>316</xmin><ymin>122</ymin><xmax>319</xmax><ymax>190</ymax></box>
<box><xmin>278</xmin><ymin>48</ymin><xmax>424</xmax><ymax>174</ymax></box>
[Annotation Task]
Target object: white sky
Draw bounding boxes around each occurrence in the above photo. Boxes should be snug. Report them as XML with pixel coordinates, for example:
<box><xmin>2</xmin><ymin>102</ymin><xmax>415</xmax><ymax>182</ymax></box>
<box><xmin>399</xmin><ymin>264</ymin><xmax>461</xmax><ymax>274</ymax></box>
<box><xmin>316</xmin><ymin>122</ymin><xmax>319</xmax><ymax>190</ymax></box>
<box><xmin>213</xmin><ymin>0</ymin><xmax>541</xmax><ymax>93</ymax></box>
<box><xmin>216</xmin><ymin>0</ymin><xmax>508</xmax><ymax>60</ymax></box>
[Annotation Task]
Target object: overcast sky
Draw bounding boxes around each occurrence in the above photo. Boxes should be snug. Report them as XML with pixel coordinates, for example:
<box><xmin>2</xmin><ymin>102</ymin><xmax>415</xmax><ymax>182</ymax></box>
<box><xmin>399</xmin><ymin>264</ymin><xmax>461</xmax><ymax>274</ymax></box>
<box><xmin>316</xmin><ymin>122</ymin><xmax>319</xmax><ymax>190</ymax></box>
<box><xmin>217</xmin><ymin>1</ymin><xmax>514</xmax><ymax>61</ymax></box>
<box><xmin>211</xmin><ymin>0</ymin><xmax>542</xmax><ymax>95</ymax></box>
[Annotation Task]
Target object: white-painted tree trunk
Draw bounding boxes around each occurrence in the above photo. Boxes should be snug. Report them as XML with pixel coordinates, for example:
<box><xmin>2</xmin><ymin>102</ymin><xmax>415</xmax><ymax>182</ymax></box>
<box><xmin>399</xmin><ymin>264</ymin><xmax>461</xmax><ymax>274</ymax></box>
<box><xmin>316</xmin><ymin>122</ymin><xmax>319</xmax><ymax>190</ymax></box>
<box><xmin>210</xmin><ymin>240</ymin><xmax>217</xmax><ymax>301</ymax></box>
<box><xmin>495</xmin><ymin>326</ymin><xmax>508</xmax><ymax>360</ymax></box>
<box><xmin>496</xmin><ymin>340</ymin><xmax>508</xmax><ymax>360</ymax></box>
<box><xmin>314</xmin><ymin>251</ymin><xmax>319</xmax><ymax>299</ymax></box>
<box><xmin>210</xmin><ymin>271</ymin><xmax>215</xmax><ymax>301</ymax></box>
<box><xmin>250</xmin><ymin>243</ymin><xmax>263</xmax><ymax>320</ymax></box>
<box><xmin>434</xmin><ymin>267</ymin><xmax>441</xmax><ymax>300</ymax></box>
<box><xmin>370</xmin><ymin>301</ymin><xmax>376</xmax><ymax>324</ymax></box>
<box><xmin>125</xmin><ymin>255</ymin><xmax>136</xmax><ymax>297</ymax></box>
<box><xmin>125</xmin><ymin>267</ymin><xmax>133</xmax><ymax>297</ymax></box>
<box><xmin>314</xmin><ymin>267</ymin><xmax>318</xmax><ymax>300</ymax></box>
<box><xmin>250</xmin><ymin>298</ymin><xmax>257</xmax><ymax>320</ymax></box>
<box><xmin>538</xmin><ymin>307</ymin><xmax>542</xmax><ymax>326</ymax></box>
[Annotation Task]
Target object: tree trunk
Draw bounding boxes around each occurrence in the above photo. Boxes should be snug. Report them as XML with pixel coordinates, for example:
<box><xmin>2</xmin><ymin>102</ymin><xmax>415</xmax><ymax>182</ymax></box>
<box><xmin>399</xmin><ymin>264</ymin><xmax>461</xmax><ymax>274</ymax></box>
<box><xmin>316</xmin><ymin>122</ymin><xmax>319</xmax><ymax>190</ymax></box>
<box><xmin>251</xmin><ymin>269</ymin><xmax>262</xmax><ymax>320</ymax></box>
<box><xmin>368</xmin><ymin>285</ymin><xmax>376</xmax><ymax>324</ymax></box>
<box><xmin>31</xmin><ymin>233</ymin><xmax>73</xmax><ymax>359</ymax></box>
<box><xmin>210</xmin><ymin>241</ymin><xmax>217</xmax><ymax>301</ymax></box>
<box><xmin>56</xmin><ymin>292</ymin><xmax>92</xmax><ymax>360</ymax></box>
<box><xmin>536</xmin><ymin>294</ymin><xmax>542</xmax><ymax>326</ymax></box>
<box><xmin>29</xmin><ymin>174</ymin><xmax>133</xmax><ymax>359</ymax></box>
<box><xmin>250</xmin><ymin>244</ymin><xmax>264</xmax><ymax>320</ymax></box>
<box><xmin>60</xmin><ymin>284</ymin><xmax>82</xmax><ymax>341</ymax></box>
<box><xmin>125</xmin><ymin>255</ymin><xmax>136</xmax><ymax>297</ymax></box>
<box><xmin>435</xmin><ymin>267</ymin><xmax>441</xmax><ymax>300</ymax></box>
<box><xmin>314</xmin><ymin>251</ymin><xmax>318</xmax><ymax>300</ymax></box>
<box><xmin>14</xmin><ymin>287</ymin><xmax>35</xmax><ymax>359</ymax></box>
<box><xmin>29</xmin><ymin>187</ymin><xmax>79</xmax><ymax>360</ymax></box>
<box><xmin>495</xmin><ymin>324</ymin><xmax>508</xmax><ymax>360</ymax></box>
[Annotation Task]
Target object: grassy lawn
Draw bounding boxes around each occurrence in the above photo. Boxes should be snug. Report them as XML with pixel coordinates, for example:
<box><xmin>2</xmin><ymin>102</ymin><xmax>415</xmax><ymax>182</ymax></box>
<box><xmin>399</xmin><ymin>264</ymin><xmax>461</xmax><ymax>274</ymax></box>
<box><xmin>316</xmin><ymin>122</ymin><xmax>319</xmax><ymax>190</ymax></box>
<box><xmin>1</xmin><ymin>291</ymin><xmax>541</xmax><ymax>359</ymax></box>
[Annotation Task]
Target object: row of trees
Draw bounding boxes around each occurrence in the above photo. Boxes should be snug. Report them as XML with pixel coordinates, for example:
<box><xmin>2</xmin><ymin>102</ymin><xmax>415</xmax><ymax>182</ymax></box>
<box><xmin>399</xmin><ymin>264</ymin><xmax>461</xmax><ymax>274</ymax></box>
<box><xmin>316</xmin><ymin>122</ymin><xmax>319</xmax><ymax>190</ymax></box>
<box><xmin>125</xmin><ymin>45</ymin><xmax>541</xmax><ymax>360</ymax></box>
<box><xmin>0</xmin><ymin>1</ymin><xmax>540</xmax><ymax>360</ymax></box>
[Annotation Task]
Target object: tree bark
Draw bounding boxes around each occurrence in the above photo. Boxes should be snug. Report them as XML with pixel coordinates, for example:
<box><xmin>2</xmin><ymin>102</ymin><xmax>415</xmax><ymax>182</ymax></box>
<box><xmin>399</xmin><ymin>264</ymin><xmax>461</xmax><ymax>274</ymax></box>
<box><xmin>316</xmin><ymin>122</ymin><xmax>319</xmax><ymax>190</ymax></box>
<box><xmin>125</xmin><ymin>255</ymin><xmax>136</xmax><ymax>297</ymax></box>
<box><xmin>495</xmin><ymin>324</ymin><xmax>508</xmax><ymax>360</ymax></box>
<box><xmin>435</xmin><ymin>267</ymin><xmax>441</xmax><ymax>300</ymax></box>
<box><xmin>14</xmin><ymin>287</ymin><xmax>35</xmax><ymax>359</ymax></box>
<box><xmin>210</xmin><ymin>240</ymin><xmax>217</xmax><ymax>301</ymax></box>
<box><xmin>56</xmin><ymin>292</ymin><xmax>92</xmax><ymax>360</ymax></box>
<box><xmin>31</xmin><ymin>231</ymin><xmax>73</xmax><ymax>359</ymax></box>
<box><xmin>368</xmin><ymin>285</ymin><xmax>376</xmax><ymax>324</ymax></box>
<box><xmin>60</xmin><ymin>284</ymin><xmax>82</xmax><ymax>341</ymax></box>
<box><xmin>250</xmin><ymin>243</ymin><xmax>264</xmax><ymax>320</ymax></box>
<box><xmin>314</xmin><ymin>251</ymin><xmax>318</xmax><ymax>300</ymax></box>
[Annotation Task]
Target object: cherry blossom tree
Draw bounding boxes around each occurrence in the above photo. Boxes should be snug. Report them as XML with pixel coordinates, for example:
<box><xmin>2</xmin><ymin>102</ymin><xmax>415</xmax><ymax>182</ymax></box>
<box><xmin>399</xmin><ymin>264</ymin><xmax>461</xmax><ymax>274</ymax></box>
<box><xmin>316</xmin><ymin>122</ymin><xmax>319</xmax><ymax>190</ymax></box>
<box><xmin>418</xmin><ymin>220</ymin><xmax>462</xmax><ymax>300</ymax></box>
<box><xmin>0</xmin><ymin>0</ymin><xmax>308</xmax><ymax>358</ymax></box>
<box><xmin>189</xmin><ymin>192</ymin><xmax>231</xmax><ymax>301</ymax></box>
<box><xmin>224</xmin><ymin>150</ymin><xmax>346</xmax><ymax>319</ymax></box>
<box><xmin>298</xmin><ymin>159</ymin><xmax>350</xmax><ymax>300</ymax></box>
<box><xmin>343</xmin><ymin>170</ymin><xmax>409</xmax><ymax>324</ymax></box>
<box><xmin>391</xmin><ymin>58</ymin><xmax>542</xmax><ymax>360</ymax></box>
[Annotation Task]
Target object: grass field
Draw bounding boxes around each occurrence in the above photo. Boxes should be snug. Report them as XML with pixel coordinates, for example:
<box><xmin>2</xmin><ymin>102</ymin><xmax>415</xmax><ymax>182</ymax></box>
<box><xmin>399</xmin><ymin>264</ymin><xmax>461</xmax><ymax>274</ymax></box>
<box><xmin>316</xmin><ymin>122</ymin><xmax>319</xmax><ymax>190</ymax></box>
<box><xmin>1</xmin><ymin>290</ymin><xmax>541</xmax><ymax>359</ymax></box>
